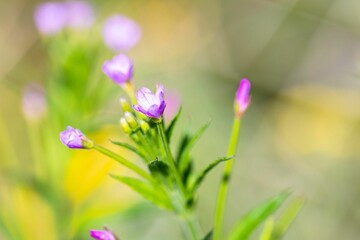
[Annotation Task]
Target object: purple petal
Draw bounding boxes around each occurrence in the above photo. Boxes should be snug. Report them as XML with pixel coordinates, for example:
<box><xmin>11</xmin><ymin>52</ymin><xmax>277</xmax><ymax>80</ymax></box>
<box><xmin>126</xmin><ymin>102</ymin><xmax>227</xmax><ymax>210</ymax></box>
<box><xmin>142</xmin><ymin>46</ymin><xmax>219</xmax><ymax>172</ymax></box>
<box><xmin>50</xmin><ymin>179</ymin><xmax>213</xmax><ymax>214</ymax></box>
<box><xmin>235</xmin><ymin>78</ymin><xmax>251</xmax><ymax>114</ymax></box>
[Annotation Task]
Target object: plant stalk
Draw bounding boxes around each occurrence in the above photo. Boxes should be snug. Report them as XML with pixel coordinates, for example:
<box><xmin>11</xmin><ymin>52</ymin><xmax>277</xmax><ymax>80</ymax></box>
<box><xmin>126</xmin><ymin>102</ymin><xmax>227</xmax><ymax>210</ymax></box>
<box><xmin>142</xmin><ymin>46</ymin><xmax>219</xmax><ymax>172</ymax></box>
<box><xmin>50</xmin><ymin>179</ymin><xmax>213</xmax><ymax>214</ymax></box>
<box><xmin>213</xmin><ymin>117</ymin><xmax>241</xmax><ymax>240</ymax></box>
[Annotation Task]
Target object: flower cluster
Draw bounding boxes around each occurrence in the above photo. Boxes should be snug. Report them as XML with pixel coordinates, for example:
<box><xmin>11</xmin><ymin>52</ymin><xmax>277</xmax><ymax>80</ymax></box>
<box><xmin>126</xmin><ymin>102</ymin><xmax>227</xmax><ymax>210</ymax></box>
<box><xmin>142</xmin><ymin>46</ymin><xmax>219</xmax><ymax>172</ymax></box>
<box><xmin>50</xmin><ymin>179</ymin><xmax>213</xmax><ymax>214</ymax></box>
<box><xmin>57</xmin><ymin>53</ymin><xmax>304</xmax><ymax>240</ymax></box>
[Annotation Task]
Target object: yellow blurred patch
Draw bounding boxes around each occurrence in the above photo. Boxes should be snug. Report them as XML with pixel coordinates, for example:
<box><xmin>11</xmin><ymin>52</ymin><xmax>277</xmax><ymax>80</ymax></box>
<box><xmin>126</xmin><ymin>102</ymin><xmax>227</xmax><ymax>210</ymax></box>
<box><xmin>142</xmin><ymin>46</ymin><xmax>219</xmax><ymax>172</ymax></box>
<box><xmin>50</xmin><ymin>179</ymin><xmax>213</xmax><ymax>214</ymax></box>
<box><xmin>64</xmin><ymin>126</ymin><xmax>133</xmax><ymax>205</ymax></box>
<box><xmin>273</xmin><ymin>84</ymin><xmax>360</xmax><ymax>161</ymax></box>
<box><xmin>0</xmin><ymin>185</ymin><xmax>57</xmax><ymax>240</ymax></box>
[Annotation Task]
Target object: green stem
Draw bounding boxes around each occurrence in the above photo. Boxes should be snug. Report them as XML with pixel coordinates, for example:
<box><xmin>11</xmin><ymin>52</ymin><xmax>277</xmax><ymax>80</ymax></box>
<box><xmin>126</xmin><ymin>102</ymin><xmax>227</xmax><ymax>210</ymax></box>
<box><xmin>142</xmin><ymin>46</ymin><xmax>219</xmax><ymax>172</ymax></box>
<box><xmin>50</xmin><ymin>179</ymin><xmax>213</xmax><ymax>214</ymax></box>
<box><xmin>213</xmin><ymin>117</ymin><xmax>241</xmax><ymax>240</ymax></box>
<box><xmin>156</xmin><ymin>121</ymin><xmax>186</xmax><ymax>195</ymax></box>
<box><xmin>184</xmin><ymin>212</ymin><xmax>203</xmax><ymax>240</ymax></box>
<box><xmin>93</xmin><ymin>145</ymin><xmax>153</xmax><ymax>183</ymax></box>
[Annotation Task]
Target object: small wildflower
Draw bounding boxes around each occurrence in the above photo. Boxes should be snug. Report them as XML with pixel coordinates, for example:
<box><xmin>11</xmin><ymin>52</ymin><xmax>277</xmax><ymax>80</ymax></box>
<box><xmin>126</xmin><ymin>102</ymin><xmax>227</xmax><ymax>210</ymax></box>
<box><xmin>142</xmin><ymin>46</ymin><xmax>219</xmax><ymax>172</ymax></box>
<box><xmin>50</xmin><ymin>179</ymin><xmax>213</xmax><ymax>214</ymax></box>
<box><xmin>133</xmin><ymin>84</ymin><xmax>166</xmax><ymax>119</ymax></box>
<box><xmin>234</xmin><ymin>78</ymin><xmax>251</xmax><ymax>117</ymax></box>
<box><xmin>34</xmin><ymin>2</ymin><xmax>67</xmax><ymax>35</ymax></box>
<box><xmin>60</xmin><ymin>126</ymin><xmax>93</xmax><ymax>149</ymax></box>
<box><xmin>103</xmin><ymin>54</ymin><xmax>133</xmax><ymax>86</ymax></box>
<box><xmin>102</xmin><ymin>14</ymin><xmax>141</xmax><ymax>52</ymax></box>
<box><xmin>90</xmin><ymin>227</ymin><xmax>117</xmax><ymax>240</ymax></box>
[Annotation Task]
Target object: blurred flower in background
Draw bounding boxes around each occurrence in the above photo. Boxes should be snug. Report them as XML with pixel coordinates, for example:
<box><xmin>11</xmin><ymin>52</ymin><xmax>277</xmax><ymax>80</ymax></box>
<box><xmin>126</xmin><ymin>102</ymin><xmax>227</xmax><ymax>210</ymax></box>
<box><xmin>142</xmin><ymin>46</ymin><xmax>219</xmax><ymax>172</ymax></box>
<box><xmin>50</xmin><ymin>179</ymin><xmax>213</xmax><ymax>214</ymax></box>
<box><xmin>22</xmin><ymin>83</ymin><xmax>47</xmax><ymax>121</ymax></box>
<box><xmin>34</xmin><ymin>2</ymin><xmax>67</xmax><ymax>35</ymax></box>
<box><xmin>66</xmin><ymin>1</ymin><xmax>95</xmax><ymax>30</ymax></box>
<box><xmin>102</xmin><ymin>14</ymin><xmax>142</xmax><ymax>52</ymax></box>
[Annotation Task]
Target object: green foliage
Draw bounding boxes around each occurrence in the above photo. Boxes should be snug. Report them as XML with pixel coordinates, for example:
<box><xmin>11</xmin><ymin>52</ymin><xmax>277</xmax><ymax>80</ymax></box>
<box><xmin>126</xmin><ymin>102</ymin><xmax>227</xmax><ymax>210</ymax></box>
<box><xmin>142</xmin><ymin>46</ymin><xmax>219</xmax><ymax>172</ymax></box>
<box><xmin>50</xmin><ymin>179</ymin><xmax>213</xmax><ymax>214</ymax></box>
<box><xmin>189</xmin><ymin>156</ymin><xmax>232</xmax><ymax>193</ymax></box>
<box><xmin>177</xmin><ymin>121</ymin><xmax>211</xmax><ymax>174</ymax></box>
<box><xmin>148</xmin><ymin>158</ymin><xmax>170</xmax><ymax>177</ymax></box>
<box><xmin>227</xmin><ymin>191</ymin><xmax>290</xmax><ymax>240</ymax></box>
<box><xmin>203</xmin><ymin>230</ymin><xmax>213</xmax><ymax>240</ymax></box>
<box><xmin>110</xmin><ymin>140</ymin><xmax>147</xmax><ymax>160</ymax></box>
<box><xmin>165</xmin><ymin>107</ymin><xmax>182</xmax><ymax>143</ymax></box>
<box><xmin>110</xmin><ymin>174</ymin><xmax>173</xmax><ymax>210</ymax></box>
<box><xmin>271</xmin><ymin>197</ymin><xmax>305</xmax><ymax>240</ymax></box>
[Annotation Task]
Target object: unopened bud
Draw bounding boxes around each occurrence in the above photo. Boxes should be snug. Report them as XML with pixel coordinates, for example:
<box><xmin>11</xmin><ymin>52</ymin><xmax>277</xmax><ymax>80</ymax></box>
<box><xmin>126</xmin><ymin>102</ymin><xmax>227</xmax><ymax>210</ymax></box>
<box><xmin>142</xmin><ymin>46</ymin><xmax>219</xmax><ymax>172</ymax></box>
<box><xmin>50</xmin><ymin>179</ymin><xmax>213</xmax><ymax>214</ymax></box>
<box><xmin>139</xmin><ymin>120</ymin><xmax>150</xmax><ymax>134</ymax></box>
<box><xmin>124</xmin><ymin>112</ymin><xmax>138</xmax><ymax>129</ymax></box>
<box><xmin>120</xmin><ymin>118</ymin><xmax>132</xmax><ymax>134</ymax></box>
<box><xmin>119</xmin><ymin>97</ymin><xmax>132</xmax><ymax>112</ymax></box>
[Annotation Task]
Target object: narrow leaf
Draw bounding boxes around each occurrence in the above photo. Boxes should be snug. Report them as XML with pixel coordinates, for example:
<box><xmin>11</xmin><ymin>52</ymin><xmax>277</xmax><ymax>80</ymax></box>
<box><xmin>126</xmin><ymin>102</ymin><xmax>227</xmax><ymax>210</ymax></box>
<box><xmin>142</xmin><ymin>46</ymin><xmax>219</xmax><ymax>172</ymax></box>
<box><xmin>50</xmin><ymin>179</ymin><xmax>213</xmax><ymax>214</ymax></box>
<box><xmin>228</xmin><ymin>191</ymin><xmax>290</xmax><ymax>240</ymax></box>
<box><xmin>110</xmin><ymin>140</ymin><xmax>147</xmax><ymax>160</ymax></box>
<box><xmin>271</xmin><ymin>197</ymin><xmax>305</xmax><ymax>240</ymax></box>
<box><xmin>165</xmin><ymin>107</ymin><xmax>182</xmax><ymax>143</ymax></box>
<box><xmin>178</xmin><ymin>121</ymin><xmax>211</xmax><ymax>173</ymax></box>
<box><xmin>190</xmin><ymin>156</ymin><xmax>232</xmax><ymax>192</ymax></box>
<box><xmin>110</xmin><ymin>175</ymin><xmax>172</xmax><ymax>210</ymax></box>
<box><xmin>202</xmin><ymin>229</ymin><xmax>213</xmax><ymax>240</ymax></box>
<box><xmin>259</xmin><ymin>218</ymin><xmax>275</xmax><ymax>240</ymax></box>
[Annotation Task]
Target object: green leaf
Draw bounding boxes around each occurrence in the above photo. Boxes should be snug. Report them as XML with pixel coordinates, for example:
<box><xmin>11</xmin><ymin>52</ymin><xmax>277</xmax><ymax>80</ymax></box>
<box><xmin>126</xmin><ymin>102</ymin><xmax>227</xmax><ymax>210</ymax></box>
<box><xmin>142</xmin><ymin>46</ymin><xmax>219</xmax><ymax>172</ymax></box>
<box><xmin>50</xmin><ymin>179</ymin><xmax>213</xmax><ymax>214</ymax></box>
<box><xmin>165</xmin><ymin>107</ymin><xmax>182</xmax><ymax>143</ymax></box>
<box><xmin>178</xmin><ymin>121</ymin><xmax>211</xmax><ymax>173</ymax></box>
<box><xmin>202</xmin><ymin>229</ymin><xmax>213</xmax><ymax>240</ymax></box>
<box><xmin>259</xmin><ymin>218</ymin><xmax>275</xmax><ymax>240</ymax></box>
<box><xmin>190</xmin><ymin>156</ymin><xmax>232</xmax><ymax>192</ymax></box>
<box><xmin>228</xmin><ymin>191</ymin><xmax>290</xmax><ymax>240</ymax></box>
<box><xmin>271</xmin><ymin>197</ymin><xmax>305</xmax><ymax>240</ymax></box>
<box><xmin>148</xmin><ymin>159</ymin><xmax>169</xmax><ymax>177</ymax></box>
<box><xmin>110</xmin><ymin>175</ymin><xmax>172</xmax><ymax>210</ymax></box>
<box><xmin>110</xmin><ymin>140</ymin><xmax>147</xmax><ymax>160</ymax></box>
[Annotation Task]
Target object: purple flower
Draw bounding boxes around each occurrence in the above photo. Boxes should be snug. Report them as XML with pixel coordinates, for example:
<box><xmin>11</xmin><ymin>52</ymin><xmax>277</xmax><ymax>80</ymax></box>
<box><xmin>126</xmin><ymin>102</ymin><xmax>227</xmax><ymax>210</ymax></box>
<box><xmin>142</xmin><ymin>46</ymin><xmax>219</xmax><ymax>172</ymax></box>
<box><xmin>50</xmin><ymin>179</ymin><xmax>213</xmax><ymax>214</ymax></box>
<box><xmin>102</xmin><ymin>54</ymin><xmax>133</xmax><ymax>85</ymax></box>
<box><xmin>60</xmin><ymin>126</ymin><xmax>93</xmax><ymax>149</ymax></box>
<box><xmin>234</xmin><ymin>78</ymin><xmax>251</xmax><ymax>117</ymax></box>
<box><xmin>133</xmin><ymin>84</ymin><xmax>166</xmax><ymax>119</ymax></box>
<box><xmin>34</xmin><ymin>2</ymin><xmax>67</xmax><ymax>35</ymax></box>
<box><xmin>22</xmin><ymin>84</ymin><xmax>47</xmax><ymax>121</ymax></box>
<box><xmin>102</xmin><ymin>14</ymin><xmax>141</xmax><ymax>52</ymax></box>
<box><xmin>90</xmin><ymin>228</ymin><xmax>117</xmax><ymax>240</ymax></box>
<box><xmin>65</xmin><ymin>1</ymin><xmax>95</xmax><ymax>29</ymax></box>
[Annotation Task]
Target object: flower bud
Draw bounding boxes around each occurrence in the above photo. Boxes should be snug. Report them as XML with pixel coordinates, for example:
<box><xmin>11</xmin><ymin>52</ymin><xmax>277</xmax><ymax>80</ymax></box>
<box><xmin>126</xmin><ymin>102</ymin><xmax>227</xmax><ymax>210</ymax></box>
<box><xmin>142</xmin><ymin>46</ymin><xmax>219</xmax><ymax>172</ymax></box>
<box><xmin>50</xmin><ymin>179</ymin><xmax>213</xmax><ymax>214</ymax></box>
<box><xmin>103</xmin><ymin>54</ymin><xmax>133</xmax><ymax>86</ymax></box>
<box><xmin>124</xmin><ymin>112</ymin><xmax>138</xmax><ymax>129</ymax></box>
<box><xmin>120</xmin><ymin>118</ymin><xmax>132</xmax><ymax>134</ymax></box>
<box><xmin>234</xmin><ymin>78</ymin><xmax>251</xmax><ymax>118</ymax></box>
<box><xmin>119</xmin><ymin>98</ymin><xmax>132</xmax><ymax>112</ymax></box>
<box><xmin>90</xmin><ymin>227</ymin><xmax>117</xmax><ymax>240</ymax></box>
<box><xmin>60</xmin><ymin>126</ymin><xmax>93</xmax><ymax>149</ymax></box>
<box><xmin>139</xmin><ymin>120</ymin><xmax>150</xmax><ymax>134</ymax></box>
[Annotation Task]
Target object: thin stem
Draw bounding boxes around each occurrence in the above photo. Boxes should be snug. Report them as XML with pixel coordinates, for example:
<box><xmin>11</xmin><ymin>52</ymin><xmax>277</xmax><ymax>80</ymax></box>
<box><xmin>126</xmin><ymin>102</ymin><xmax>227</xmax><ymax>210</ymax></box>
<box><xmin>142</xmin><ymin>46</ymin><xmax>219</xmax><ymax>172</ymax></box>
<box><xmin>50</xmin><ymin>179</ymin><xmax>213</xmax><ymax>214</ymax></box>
<box><xmin>184</xmin><ymin>212</ymin><xmax>203</xmax><ymax>240</ymax></box>
<box><xmin>156</xmin><ymin>121</ymin><xmax>186</xmax><ymax>195</ymax></box>
<box><xmin>93</xmin><ymin>145</ymin><xmax>153</xmax><ymax>183</ymax></box>
<box><xmin>123</xmin><ymin>82</ymin><xmax>137</xmax><ymax>104</ymax></box>
<box><xmin>213</xmin><ymin>117</ymin><xmax>241</xmax><ymax>240</ymax></box>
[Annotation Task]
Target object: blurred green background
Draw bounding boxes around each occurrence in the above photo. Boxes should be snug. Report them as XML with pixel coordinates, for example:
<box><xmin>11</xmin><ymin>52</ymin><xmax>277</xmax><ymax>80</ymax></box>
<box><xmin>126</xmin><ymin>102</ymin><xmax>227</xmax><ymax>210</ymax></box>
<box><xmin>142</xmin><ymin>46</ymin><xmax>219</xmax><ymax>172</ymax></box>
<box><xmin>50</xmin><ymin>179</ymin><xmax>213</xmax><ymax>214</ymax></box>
<box><xmin>1</xmin><ymin>0</ymin><xmax>360</xmax><ymax>239</ymax></box>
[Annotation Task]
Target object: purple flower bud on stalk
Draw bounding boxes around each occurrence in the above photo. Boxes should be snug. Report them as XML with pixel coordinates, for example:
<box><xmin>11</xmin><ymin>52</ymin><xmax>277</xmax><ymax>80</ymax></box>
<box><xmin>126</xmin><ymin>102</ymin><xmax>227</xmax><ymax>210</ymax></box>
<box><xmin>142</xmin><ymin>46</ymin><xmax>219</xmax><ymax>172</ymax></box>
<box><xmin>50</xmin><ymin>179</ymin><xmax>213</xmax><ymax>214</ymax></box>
<box><xmin>60</xmin><ymin>126</ymin><xmax>93</xmax><ymax>149</ymax></box>
<box><xmin>102</xmin><ymin>14</ymin><xmax>141</xmax><ymax>52</ymax></box>
<box><xmin>133</xmin><ymin>84</ymin><xmax>166</xmax><ymax>119</ymax></box>
<box><xmin>22</xmin><ymin>84</ymin><xmax>47</xmax><ymax>121</ymax></box>
<box><xmin>234</xmin><ymin>78</ymin><xmax>251</xmax><ymax>117</ymax></box>
<box><xmin>65</xmin><ymin>1</ymin><xmax>95</xmax><ymax>29</ymax></box>
<box><xmin>34</xmin><ymin>2</ymin><xmax>67</xmax><ymax>35</ymax></box>
<box><xmin>103</xmin><ymin>54</ymin><xmax>133</xmax><ymax>86</ymax></box>
<box><xmin>90</xmin><ymin>228</ymin><xmax>117</xmax><ymax>240</ymax></box>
